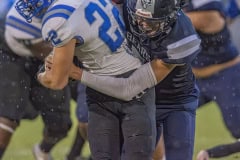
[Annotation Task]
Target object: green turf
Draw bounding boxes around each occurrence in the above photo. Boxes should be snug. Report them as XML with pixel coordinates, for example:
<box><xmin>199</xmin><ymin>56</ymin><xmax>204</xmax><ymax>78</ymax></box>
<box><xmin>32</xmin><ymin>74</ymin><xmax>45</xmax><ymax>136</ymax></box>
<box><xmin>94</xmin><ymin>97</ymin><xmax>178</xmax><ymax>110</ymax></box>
<box><xmin>194</xmin><ymin>101</ymin><xmax>240</xmax><ymax>160</ymax></box>
<box><xmin>3</xmin><ymin>101</ymin><xmax>240</xmax><ymax>160</ymax></box>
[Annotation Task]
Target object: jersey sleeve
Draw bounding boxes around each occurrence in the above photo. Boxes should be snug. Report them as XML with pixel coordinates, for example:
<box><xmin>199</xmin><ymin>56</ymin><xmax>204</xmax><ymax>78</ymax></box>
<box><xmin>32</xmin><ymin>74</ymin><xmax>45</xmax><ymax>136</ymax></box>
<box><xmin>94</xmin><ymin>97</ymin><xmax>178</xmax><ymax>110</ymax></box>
<box><xmin>156</xmin><ymin>11</ymin><xmax>201</xmax><ymax>64</ymax></box>
<box><xmin>41</xmin><ymin>4</ymin><xmax>76</xmax><ymax>47</ymax></box>
<box><xmin>4</xmin><ymin>5</ymin><xmax>43</xmax><ymax>56</ymax></box>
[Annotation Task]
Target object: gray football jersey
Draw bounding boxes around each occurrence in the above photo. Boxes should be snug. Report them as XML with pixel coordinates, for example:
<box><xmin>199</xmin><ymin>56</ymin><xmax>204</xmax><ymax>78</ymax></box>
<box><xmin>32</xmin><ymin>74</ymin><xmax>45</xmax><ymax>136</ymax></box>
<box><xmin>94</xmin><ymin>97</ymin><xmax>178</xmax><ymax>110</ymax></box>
<box><xmin>42</xmin><ymin>0</ymin><xmax>141</xmax><ymax>76</ymax></box>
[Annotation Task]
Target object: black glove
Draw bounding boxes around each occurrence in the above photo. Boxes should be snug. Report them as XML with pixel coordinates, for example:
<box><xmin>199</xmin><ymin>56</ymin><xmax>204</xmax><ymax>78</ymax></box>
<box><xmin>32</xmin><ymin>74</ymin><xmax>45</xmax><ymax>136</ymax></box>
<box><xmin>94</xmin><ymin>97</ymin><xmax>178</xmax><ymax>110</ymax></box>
<box><xmin>70</xmin><ymin>56</ymin><xmax>84</xmax><ymax>82</ymax></box>
<box><xmin>73</xmin><ymin>56</ymin><xmax>84</xmax><ymax>68</ymax></box>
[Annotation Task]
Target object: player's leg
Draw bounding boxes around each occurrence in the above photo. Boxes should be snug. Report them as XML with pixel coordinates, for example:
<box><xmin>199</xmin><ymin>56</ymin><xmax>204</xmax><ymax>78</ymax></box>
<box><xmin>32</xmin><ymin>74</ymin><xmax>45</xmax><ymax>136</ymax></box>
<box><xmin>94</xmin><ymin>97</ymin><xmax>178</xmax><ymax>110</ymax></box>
<box><xmin>196</xmin><ymin>79</ymin><xmax>214</xmax><ymax>108</ymax></box>
<box><xmin>31</xmin><ymin>76</ymin><xmax>72</xmax><ymax>159</ymax></box>
<box><xmin>66</xmin><ymin>83</ymin><xmax>91</xmax><ymax>160</ymax></box>
<box><xmin>153</xmin><ymin>130</ymin><xmax>165</xmax><ymax>160</ymax></box>
<box><xmin>0</xmin><ymin>117</ymin><xmax>18</xmax><ymax>158</ymax></box>
<box><xmin>200</xmin><ymin>65</ymin><xmax>240</xmax><ymax>158</ymax></box>
<box><xmin>197</xmin><ymin>141</ymin><xmax>240</xmax><ymax>160</ymax></box>
<box><xmin>162</xmin><ymin>101</ymin><xmax>197</xmax><ymax>160</ymax></box>
<box><xmin>86</xmin><ymin>87</ymin><xmax>122</xmax><ymax>160</ymax></box>
<box><xmin>75</xmin><ymin>83</ymin><xmax>89</xmax><ymax>140</ymax></box>
<box><xmin>122</xmin><ymin>87</ymin><xmax>156</xmax><ymax>160</ymax></box>
<box><xmin>0</xmin><ymin>49</ymin><xmax>32</xmax><ymax>158</ymax></box>
<box><xmin>215</xmin><ymin>66</ymin><xmax>240</xmax><ymax>140</ymax></box>
<box><xmin>66</xmin><ymin>126</ymin><xmax>86</xmax><ymax>160</ymax></box>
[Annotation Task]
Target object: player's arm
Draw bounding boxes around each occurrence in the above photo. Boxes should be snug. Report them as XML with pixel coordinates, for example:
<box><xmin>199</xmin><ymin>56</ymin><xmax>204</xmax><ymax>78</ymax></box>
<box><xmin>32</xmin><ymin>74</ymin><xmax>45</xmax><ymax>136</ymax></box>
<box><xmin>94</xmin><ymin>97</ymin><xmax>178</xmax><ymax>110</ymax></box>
<box><xmin>27</xmin><ymin>40</ymin><xmax>53</xmax><ymax>60</ymax></box>
<box><xmin>37</xmin><ymin>39</ymin><xmax>76</xmax><ymax>90</ymax></box>
<box><xmin>193</xmin><ymin>56</ymin><xmax>240</xmax><ymax>78</ymax></box>
<box><xmin>185</xmin><ymin>10</ymin><xmax>225</xmax><ymax>33</ymax></box>
<box><xmin>75</xmin><ymin>59</ymin><xmax>177</xmax><ymax>101</ymax></box>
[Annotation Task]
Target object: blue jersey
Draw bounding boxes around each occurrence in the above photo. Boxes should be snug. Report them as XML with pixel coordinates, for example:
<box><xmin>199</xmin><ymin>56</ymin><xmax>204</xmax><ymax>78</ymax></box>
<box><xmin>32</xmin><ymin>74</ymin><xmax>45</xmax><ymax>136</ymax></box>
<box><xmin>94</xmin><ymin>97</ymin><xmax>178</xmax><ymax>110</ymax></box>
<box><xmin>186</xmin><ymin>0</ymin><xmax>239</xmax><ymax>67</ymax></box>
<box><xmin>124</xmin><ymin>9</ymin><xmax>201</xmax><ymax>106</ymax></box>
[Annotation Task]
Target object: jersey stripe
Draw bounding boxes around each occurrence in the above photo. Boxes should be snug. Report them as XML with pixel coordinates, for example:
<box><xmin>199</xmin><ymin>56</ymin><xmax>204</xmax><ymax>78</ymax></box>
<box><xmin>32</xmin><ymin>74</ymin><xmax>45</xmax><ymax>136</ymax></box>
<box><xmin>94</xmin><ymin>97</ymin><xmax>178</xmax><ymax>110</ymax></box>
<box><xmin>42</xmin><ymin>5</ymin><xmax>75</xmax><ymax>27</ymax></box>
<box><xmin>6</xmin><ymin>16</ymin><xmax>42</xmax><ymax>38</ymax></box>
<box><xmin>167</xmin><ymin>34</ymin><xmax>201</xmax><ymax>60</ymax></box>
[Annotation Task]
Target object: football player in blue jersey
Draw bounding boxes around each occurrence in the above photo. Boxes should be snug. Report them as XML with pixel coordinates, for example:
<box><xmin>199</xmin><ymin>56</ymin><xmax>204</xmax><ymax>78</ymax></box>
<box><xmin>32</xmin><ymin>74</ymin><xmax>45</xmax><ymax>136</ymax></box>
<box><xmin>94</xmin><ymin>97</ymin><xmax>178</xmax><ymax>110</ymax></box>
<box><xmin>55</xmin><ymin>0</ymin><xmax>201</xmax><ymax>160</ymax></box>
<box><xmin>15</xmin><ymin>0</ymin><xmax>158</xmax><ymax>159</ymax></box>
<box><xmin>184</xmin><ymin>0</ymin><xmax>240</xmax><ymax>159</ymax></box>
<box><xmin>0</xmin><ymin>1</ymin><xmax>73</xmax><ymax>159</ymax></box>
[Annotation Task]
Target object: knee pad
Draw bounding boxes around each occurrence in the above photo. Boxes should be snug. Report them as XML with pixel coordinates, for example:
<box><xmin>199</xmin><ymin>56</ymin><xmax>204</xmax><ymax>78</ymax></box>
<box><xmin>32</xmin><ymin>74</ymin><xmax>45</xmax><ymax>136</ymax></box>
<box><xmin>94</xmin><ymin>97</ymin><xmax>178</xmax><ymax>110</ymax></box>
<box><xmin>0</xmin><ymin>123</ymin><xmax>14</xmax><ymax>133</ymax></box>
<box><xmin>0</xmin><ymin>118</ymin><xmax>18</xmax><ymax>134</ymax></box>
<box><xmin>230</xmin><ymin>129</ymin><xmax>240</xmax><ymax>139</ymax></box>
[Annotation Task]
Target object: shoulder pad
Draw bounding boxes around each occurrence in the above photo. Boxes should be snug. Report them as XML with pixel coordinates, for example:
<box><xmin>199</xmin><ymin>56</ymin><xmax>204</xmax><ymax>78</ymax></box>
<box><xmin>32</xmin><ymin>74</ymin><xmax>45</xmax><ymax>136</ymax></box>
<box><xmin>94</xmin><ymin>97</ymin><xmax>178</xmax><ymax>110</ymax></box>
<box><xmin>42</xmin><ymin>4</ymin><xmax>76</xmax><ymax>46</ymax></box>
<box><xmin>161</xmin><ymin>11</ymin><xmax>201</xmax><ymax>64</ymax></box>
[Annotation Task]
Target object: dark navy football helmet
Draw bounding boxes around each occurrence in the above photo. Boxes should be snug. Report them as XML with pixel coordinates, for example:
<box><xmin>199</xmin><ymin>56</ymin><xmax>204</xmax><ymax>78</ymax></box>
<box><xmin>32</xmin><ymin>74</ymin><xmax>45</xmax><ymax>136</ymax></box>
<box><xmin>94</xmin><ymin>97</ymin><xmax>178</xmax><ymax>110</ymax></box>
<box><xmin>127</xmin><ymin>0</ymin><xmax>180</xmax><ymax>38</ymax></box>
<box><xmin>15</xmin><ymin>0</ymin><xmax>54</xmax><ymax>22</ymax></box>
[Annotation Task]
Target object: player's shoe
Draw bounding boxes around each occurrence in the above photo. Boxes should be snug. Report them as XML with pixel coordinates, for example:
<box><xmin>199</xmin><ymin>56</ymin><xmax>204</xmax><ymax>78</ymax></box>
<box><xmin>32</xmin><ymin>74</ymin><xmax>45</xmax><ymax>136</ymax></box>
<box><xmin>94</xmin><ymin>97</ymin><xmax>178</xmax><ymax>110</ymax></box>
<box><xmin>32</xmin><ymin>144</ymin><xmax>53</xmax><ymax>160</ymax></box>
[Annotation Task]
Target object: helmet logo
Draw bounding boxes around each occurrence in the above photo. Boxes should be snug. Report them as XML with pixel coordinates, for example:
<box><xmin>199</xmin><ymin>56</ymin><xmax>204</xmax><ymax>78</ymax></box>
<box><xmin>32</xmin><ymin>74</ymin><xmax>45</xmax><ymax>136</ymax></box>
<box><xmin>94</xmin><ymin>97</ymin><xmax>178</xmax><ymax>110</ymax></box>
<box><xmin>141</xmin><ymin>0</ymin><xmax>152</xmax><ymax>9</ymax></box>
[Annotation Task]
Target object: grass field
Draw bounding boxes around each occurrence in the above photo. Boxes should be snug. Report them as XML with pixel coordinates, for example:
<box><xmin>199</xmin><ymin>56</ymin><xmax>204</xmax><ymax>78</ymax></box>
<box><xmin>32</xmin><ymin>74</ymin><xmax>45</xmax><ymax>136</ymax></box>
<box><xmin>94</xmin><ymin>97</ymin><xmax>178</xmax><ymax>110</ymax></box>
<box><xmin>2</xmin><ymin>101</ymin><xmax>240</xmax><ymax>160</ymax></box>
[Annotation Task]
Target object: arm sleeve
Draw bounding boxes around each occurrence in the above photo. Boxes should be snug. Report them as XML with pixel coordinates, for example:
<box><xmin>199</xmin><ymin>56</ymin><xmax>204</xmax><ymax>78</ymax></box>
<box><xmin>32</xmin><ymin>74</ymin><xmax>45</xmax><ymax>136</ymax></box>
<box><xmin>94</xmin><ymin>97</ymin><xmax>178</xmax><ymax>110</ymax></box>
<box><xmin>81</xmin><ymin>63</ymin><xmax>157</xmax><ymax>101</ymax></box>
<box><xmin>207</xmin><ymin>141</ymin><xmax>240</xmax><ymax>158</ymax></box>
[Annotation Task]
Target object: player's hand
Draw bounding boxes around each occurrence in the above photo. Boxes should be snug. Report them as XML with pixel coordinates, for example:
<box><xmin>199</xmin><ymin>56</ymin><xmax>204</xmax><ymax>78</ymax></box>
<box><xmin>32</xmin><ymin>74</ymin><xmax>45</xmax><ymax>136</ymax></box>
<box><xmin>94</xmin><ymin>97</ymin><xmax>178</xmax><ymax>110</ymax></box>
<box><xmin>69</xmin><ymin>63</ymin><xmax>83</xmax><ymax>81</ymax></box>
<box><xmin>196</xmin><ymin>150</ymin><xmax>209</xmax><ymax>160</ymax></box>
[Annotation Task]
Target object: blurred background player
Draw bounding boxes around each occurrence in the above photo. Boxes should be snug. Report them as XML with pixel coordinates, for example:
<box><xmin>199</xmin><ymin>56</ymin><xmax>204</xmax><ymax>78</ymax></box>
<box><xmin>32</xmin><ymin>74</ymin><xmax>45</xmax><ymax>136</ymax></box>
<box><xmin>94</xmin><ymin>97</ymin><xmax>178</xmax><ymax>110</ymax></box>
<box><xmin>0</xmin><ymin>1</ymin><xmax>72</xmax><ymax>159</ymax></box>
<box><xmin>0</xmin><ymin>0</ymin><xmax>16</xmax><ymax>158</ymax></box>
<box><xmin>66</xmin><ymin>82</ymin><xmax>92</xmax><ymax>160</ymax></box>
<box><xmin>184</xmin><ymin>0</ymin><xmax>240</xmax><ymax>159</ymax></box>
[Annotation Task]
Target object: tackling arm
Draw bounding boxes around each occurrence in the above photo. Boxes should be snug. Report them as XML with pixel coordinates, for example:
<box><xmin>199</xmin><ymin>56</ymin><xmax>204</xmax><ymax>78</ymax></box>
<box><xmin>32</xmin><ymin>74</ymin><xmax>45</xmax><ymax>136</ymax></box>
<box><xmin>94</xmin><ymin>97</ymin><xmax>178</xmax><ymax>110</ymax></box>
<box><xmin>79</xmin><ymin>59</ymin><xmax>177</xmax><ymax>101</ymax></box>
